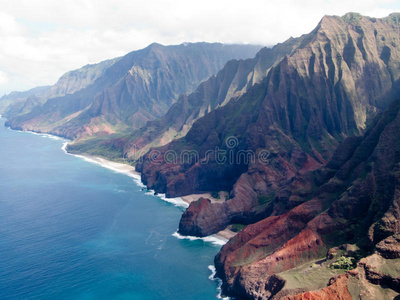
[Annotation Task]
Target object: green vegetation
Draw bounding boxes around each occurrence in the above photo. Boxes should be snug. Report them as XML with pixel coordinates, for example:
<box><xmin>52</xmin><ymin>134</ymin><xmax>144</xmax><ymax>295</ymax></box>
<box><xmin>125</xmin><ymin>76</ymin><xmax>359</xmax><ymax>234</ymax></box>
<box><xmin>279</xmin><ymin>258</ymin><xmax>345</xmax><ymax>292</ymax></box>
<box><xmin>67</xmin><ymin>135</ymin><xmax>129</xmax><ymax>163</ymax></box>
<box><xmin>330</xmin><ymin>256</ymin><xmax>355</xmax><ymax>270</ymax></box>
<box><xmin>342</xmin><ymin>12</ymin><xmax>363</xmax><ymax>25</ymax></box>
<box><xmin>231</xmin><ymin>224</ymin><xmax>246</xmax><ymax>233</ymax></box>
<box><xmin>211</xmin><ymin>191</ymin><xmax>220</xmax><ymax>199</ymax></box>
<box><xmin>258</xmin><ymin>192</ymin><xmax>275</xmax><ymax>206</ymax></box>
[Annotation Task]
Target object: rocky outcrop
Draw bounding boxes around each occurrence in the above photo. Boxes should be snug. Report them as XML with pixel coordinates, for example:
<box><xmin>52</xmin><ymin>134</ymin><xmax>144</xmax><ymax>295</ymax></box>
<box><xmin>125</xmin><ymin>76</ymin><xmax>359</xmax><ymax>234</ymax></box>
<box><xmin>273</xmin><ymin>235</ymin><xmax>400</xmax><ymax>300</ymax></box>
<box><xmin>280</xmin><ymin>274</ymin><xmax>352</xmax><ymax>300</ymax></box>
<box><xmin>359</xmin><ymin>253</ymin><xmax>400</xmax><ymax>293</ymax></box>
<box><xmin>178</xmin><ymin>198</ymin><xmax>229</xmax><ymax>237</ymax></box>
<box><xmin>6</xmin><ymin>43</ymin><xmax>261</xmax><ymax>139</ymax></box>
<box><xmin>375</xmin><ymin>234</ymin><xmax>400</xmax><ymax>259</ymax></box>
<box><xmin>138</xmin><ymin>13</ymin><xmax>400</xmax><ymax>238</ymax></box>
<box><xmin>213</xmin><ymin>98</ymin><xmax>400</xmax><ymax>299</ymax></box>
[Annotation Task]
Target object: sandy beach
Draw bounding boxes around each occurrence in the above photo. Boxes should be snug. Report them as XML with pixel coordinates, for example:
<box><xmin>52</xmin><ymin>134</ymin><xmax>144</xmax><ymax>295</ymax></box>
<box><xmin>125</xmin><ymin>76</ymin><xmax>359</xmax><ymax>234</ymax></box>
<box><xmin>216</xmin><ymin>228</ymin><xmax>237</xmax><ymax>239</ymax></box>
<box><xmin>181</xmin><ymin>191</ymin><xmax>229</xmax><ymax>204</ymax></box>
<box><xmin>78</xmin><ymin>155</ymin><xmax>139</xmax><ymax>176</ymax></box>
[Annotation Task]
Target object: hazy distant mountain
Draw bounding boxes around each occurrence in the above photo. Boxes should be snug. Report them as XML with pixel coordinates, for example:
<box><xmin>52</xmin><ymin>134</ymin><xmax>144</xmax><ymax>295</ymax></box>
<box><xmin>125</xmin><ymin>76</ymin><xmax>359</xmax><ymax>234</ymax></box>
<box><xmin>0</xmin><ymin>57</ymin><xmax>119</xmax><ymax>118</ymax></box>
<box><xmin>0</xmin><ymin>86</ymin><xmax>50</xmax><ymax>117</ymax></box>
<box><xmin>6</xmin><ymin>43</ymin><xmax>262</xmax><ymax>139</ymax></box>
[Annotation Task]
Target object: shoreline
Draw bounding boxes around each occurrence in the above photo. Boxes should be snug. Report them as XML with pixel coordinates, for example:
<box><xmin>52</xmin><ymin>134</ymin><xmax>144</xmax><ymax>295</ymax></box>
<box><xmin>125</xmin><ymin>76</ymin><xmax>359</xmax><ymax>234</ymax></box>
<box><xmin>61</xmin><ymin>140</ymin><xmax>237</xmax><ymax>243</ymax></box>
<box><xmin>64</xmin><ymin>146</ymin><xmax>237</xmax><ymax>242</ymax></box>
<box><xmin>5</xmin><ymin>122</ymin><xmax>236</xmax><ymax>244</ymax></box>
<box><xmin>75</xmin><ymin>153</ymin><xmax>237</xmax><ymax>241</ymax></box>
<box><xmin>68</xmin><ymin>149</ymin><xmax>237</xmax><ymax>242</ymax></box>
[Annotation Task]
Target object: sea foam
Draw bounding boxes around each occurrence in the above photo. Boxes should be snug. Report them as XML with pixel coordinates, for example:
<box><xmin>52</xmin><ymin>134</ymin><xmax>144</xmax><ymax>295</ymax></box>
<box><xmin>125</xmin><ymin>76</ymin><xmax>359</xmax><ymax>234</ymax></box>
<box><xmin>208</xmin><ymin>265</ymin><xmax>230</xmax><ymax>299</ymax></box>
<box><xmin>62</xmin><ymin>141</ymin><xmax>189</xmax><ymax>209</ymax></box>
<box><xmin>144</xmin><ymin>190</ymin><xmax>189</xmax><ymax>208</ymax></box>
<box><xmin>172</xmin><ymin>231</ymin><xmax>228</xmax><ymax>246</ymax></box>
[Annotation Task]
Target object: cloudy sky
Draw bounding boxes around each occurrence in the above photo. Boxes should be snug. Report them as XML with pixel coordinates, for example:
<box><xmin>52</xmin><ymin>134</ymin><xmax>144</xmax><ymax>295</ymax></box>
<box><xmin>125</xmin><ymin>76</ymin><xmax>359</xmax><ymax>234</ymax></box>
<box><xmin>0</xmin><ymin>0</ymin><xmax>399</xmax><ymax>96</ymax></box>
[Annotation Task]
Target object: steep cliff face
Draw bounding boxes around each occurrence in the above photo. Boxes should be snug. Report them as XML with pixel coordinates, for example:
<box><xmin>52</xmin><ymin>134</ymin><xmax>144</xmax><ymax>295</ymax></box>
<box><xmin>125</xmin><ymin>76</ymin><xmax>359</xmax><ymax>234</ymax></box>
<box><xmin>46</xmin><ymin>58</ymin><xmax>120</xmax><ymax>99</ymax></box>
<box><xmin>6</xmin><ymin>43</ymin><xmax>261</xmax><ymax>139</ymax></box>
<box><xmin>214</xmin><ymin>98</ymin><xmax>400</xmax><ymax>299</ymax></box>
<box><xmin>66</xmin><ymin>37</ymin><xmax>305</xmax><ymax>159</ymax></box>
<box><xmin>137</xmin><ymin>13</ymin><xmax>400</xmax><ymax>236</ymax></box>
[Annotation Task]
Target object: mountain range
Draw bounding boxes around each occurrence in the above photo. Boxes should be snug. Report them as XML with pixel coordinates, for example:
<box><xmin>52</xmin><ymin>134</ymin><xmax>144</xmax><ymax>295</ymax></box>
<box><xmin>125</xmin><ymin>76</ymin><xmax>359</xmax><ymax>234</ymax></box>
<box><xmin>4</xmin><ymin>43</ymin><xmax>261</xmax><ymax>139</ymax></box>
<box><xmin>139</xmin><ymin>13</ymin><xmax>400</xmax><ymax>235</ymax></box>
<box><xmin>137</xmin><ymin>12</ymin><xmax>400</xmax><ymax>298</ymax></box>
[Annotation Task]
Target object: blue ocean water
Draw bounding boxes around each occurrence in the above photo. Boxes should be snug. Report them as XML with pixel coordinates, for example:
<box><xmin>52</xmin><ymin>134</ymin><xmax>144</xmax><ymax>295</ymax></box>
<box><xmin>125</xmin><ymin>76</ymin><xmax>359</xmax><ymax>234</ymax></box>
<box><xmin>0</xmin><ymin>118</ymin><xmax>223</xmax><ymax>300</ymax></box>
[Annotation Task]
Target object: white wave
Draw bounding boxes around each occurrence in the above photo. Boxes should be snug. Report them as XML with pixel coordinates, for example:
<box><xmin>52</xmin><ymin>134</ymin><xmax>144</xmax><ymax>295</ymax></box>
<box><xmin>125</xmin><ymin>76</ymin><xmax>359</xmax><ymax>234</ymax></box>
<box><xmin>61</xmin><ymin>141</ymin><xmax>69</xmax><ymax>153</ymax></box>
<box><xmin>208</xmin><ymin>265</ymin><xmax>230</xmax><ymax>300</ymax></box>
<box><xmin>173</xmin><ymin>225</ymin><xmax>230</xmax><ymax>300</ymax></box>
<box><xmin>11</xmin><ymin>127</ymin><xmax>66</xmax><ymax>142</ymax></box>
<box><xmin>131</xmin><ymin>173</ymin><xmax>146</xmax><ymax>188</ymax></box>
<box><xmin>208</xmin><ymin>265</ymin><xmax>217</xmax><ymax>280</ymax></box>
<box><xmin>38</xmin><ymin>133</ymin><xmax>63</xmax><ymax>140</ymax></box>
<box><xmin>156</xmin><ymin>193</ymin><xmax>189</xmax><ymax>208</ymax></box>
<box><xmin>21</xmin><ymin>130</ymin><xmax>64</xmax><ymax>141</ymax></box>
<box><xmin>60</xmin><ymin>140</ymin><xmax>187</xmax><ymax>210</ymax></box>
<box><xmin>143</xmin><ymin>190</ymin><xmax>189</xmax><ymax>208</ymax></box>
<box><xmin>172</xmin><ymin>231</ymin><xmax>228</xmax><ymax>246</ymax></box>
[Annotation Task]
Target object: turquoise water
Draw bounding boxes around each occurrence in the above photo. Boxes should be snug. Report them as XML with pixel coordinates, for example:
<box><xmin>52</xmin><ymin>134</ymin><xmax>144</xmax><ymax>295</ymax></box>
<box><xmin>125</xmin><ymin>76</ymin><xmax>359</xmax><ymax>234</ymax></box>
<box><xmin>0</xmin><ymin>118</ymin><xmax>223</xmax><ymax>299</ymax></box>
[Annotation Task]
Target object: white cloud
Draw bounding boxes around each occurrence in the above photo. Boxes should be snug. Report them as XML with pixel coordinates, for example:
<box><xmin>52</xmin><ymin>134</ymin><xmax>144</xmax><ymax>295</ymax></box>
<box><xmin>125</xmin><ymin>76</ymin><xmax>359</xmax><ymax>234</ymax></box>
<box><xmin>0</xmin><ymin>70</ymin><xmax>9</xmax><ymax>85</ymax></box>
<box><xmin>0</xmin><ymin>0</ymin><xmax>399</xmax><ymax>95</ymax></box>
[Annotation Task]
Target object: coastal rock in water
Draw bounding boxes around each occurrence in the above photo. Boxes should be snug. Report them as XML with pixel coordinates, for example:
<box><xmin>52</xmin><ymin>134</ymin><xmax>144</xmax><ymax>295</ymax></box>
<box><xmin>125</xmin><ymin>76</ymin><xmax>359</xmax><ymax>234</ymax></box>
<box><xmin>178</xmin><ymin>198</ymin><xmax>229</xmax><ymax>237</ymax></box>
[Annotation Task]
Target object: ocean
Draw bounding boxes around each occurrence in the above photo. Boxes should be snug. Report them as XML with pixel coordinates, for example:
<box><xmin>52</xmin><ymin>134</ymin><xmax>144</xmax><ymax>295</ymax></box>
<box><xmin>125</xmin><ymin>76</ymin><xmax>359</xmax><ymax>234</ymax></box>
<box><xmin>0</xmin><ymin>118</ymin><xmax>225</xmax><ymax>300</ymax></box>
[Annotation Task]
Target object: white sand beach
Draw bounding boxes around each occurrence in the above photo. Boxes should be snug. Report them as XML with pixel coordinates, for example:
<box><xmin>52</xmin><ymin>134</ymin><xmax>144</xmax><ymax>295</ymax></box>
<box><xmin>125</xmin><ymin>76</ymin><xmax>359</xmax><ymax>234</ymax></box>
<box><xmin>181</xmin><ymin>191</ymin><xmax>229</xmax><ymax>204</ymax></box>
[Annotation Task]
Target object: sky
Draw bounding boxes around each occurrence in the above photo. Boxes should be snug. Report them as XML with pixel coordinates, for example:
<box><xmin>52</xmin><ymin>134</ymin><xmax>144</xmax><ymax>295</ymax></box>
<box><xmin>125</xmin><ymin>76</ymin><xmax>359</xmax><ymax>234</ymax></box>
<box><xmin>0</xmin><ymin>0</ymin><xmax>399</xmax><ymax>96</ymax></box>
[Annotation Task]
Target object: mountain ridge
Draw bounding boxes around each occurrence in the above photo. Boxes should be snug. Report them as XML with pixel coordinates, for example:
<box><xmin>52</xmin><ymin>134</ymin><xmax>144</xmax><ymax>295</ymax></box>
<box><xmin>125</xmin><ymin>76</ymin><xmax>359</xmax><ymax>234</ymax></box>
<box><xmin>5</xmin><ymin>42</ymin><xmax>262</xmax><ymax>139</ymax></box>
<box><xmin>66</xmin><ymin>36</ymin><xmax>306</xmax><ymax>160</ymax></box>
<box><xmin>137</xmin><ymin>12</ymin><xmax>400</xmax><ymax>239</ymax></box>
<box><xmin>214</xmin><ymin>98</ymin><xmax>400</xmax><ymax>299</ymax></box>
